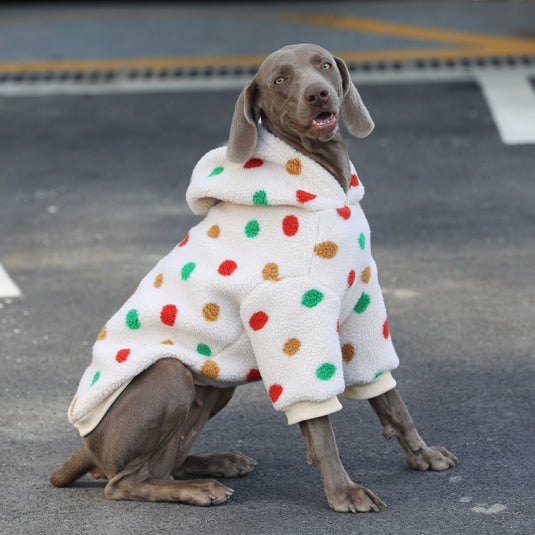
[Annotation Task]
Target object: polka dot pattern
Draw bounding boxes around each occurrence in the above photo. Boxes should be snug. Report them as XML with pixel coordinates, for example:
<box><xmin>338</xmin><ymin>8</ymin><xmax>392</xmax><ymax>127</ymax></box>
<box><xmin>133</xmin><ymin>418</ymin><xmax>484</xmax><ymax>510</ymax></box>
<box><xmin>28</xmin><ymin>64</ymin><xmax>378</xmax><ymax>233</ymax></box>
<box><xmin>262</xmin><ymin>263</ymin><xmax>282</xmax><ymax>281</ymax></box>
<box><xmin>282</xmin><ymin>215</ymin><xmax>299</xmax><ymax>236</ymax></box>
<box><xmin>342</xmin><ymin>343</ymin><xmax>355</xmax><ymax>363</ymax></box>
<box><xmin>201</xmin><ymin>360</ymin><xmax>220</xmax><ymax>379</ymax></box>
<box><xmin>314</xmin><ymin>241</ymin><xmax>338</xmax><ymax>259</ymax></box>
<box><xmin>296</xmin><ymin>190</ymin><xmax>317</xmax><ymax>204</ymax></box>
<box><xmin>218</xmin><ymin>260</ymin><xmax>237</xmax><ymax>276</ymax></box>
<box><xmin>302</xmin><ymin>289</ymin><xmax>324</xmax><ymax>308</ymax></box>
<box><xmin>253</xmin><ymin>190</ymin><xmax>268</xmax><ymax>205</ymax></box>
<box><xmin>245</xmin><ymin>219</ymin><xmax>260</xmax><ymax>238</ymax></box>
<box><xmin>71</xmin><ymin>136</ymin><xmax>400</xmax><ymax>427</ymax></box>
<box><xmin>115</xmin><ymin>349</ymin><xmax>131</xmax><ymax>363</ymax></box>
<box><xmin>202</xmin><ymin>303</ymin><xmax>220</xmax><ymax>322</ymax></box>
<box><xmin>286</xmin><ymin>158</ymin><xmax>302</xmax><ymax>175</ymax></box>
<box><xmin>181</xmin><ymin>262</ymin><xmax>196</xmax><ymax>280</ymax></box>
<box><xmin>126</xmin><ymin>309</ymin><xmax>141</xmax><ymax>330</ymax></box>
<box><xmin>249</xmin><ymin>311</ymin><xmax>269</xmax><ymax>331</ymax></box>
<box><xmin>283</xmin><ymin>338</ymin><xmax>301</xmax><ymax>356</ymax></box>
<box><xmin>244</xmin><ymin>158</ymin><xmax>264</xmax><ymax>169</ymax></box>
<box><xmin>207</xmin><ymin>225</ymin><xmax>220</xmax><ymax>238</ymax></box>
<box><xmin>160</xmin><ymin>304</ymin><xmax>177</xmax><ymax>326</ymax></box>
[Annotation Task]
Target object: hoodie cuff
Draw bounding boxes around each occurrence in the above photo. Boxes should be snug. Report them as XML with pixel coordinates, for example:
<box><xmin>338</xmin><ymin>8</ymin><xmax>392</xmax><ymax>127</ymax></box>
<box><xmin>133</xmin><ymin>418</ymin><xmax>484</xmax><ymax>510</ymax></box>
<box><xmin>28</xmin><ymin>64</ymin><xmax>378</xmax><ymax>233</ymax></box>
<box><xmin>284</xmin><ymin>396</ymin><xmax>343</xmax><ymax>425</ymax></box>
<box><xmin>343</xmin><ymin>371</ymin><xmax>396</xmax><ymax>400</ymax></box>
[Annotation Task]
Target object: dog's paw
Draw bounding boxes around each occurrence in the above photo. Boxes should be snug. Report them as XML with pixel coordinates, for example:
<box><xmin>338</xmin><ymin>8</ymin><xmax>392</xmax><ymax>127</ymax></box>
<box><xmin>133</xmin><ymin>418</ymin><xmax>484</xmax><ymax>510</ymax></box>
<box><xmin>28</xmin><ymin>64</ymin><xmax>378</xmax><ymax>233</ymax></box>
<box><xmin>175</xmin><ymin>452</ymin><xmax>257</xmax><ymax>478</ymax></box>
<box><xmin>184</xmin><ymin>479</ymin><xmax>234</xmax><ymax>506</ymax></box>
<box><xmin>406</xmin><ymin>445</ymin><xmax>458</xmax><ymax>471</ymax></box>
<box><xmin>328</xmin><ymin>485</ymin><xmax>386</xmax><ymax>513</ymax></box>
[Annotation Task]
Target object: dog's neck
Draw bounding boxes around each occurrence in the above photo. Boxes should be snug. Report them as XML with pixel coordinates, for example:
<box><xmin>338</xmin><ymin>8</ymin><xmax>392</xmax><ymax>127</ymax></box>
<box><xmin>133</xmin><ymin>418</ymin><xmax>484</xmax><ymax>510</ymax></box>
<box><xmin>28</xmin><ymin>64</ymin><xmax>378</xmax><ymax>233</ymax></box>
<box><xmin>261</xmin><ymin>118</ymin><xmax>352</xmax><ymax>192</ymax></box>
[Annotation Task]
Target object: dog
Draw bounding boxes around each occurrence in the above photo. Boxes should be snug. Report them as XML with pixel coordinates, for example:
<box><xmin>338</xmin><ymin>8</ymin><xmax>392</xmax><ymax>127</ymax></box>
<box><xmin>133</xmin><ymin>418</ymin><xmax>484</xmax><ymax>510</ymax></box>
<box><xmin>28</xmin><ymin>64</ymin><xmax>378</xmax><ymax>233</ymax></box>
<box><xmin>50</xmin><ymin>44</ymin><xmax>457</xmax><ymax>513</ymax></box>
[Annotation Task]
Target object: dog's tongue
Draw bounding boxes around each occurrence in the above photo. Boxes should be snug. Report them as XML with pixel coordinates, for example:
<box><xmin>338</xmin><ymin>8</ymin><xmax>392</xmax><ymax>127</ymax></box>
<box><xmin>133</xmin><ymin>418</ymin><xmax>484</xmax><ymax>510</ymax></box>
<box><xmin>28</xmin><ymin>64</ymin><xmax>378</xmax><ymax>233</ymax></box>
<box><xmin>313</xmin><ymin>111</ymin><xmax>336</xmax><ymax>126</ymax></box>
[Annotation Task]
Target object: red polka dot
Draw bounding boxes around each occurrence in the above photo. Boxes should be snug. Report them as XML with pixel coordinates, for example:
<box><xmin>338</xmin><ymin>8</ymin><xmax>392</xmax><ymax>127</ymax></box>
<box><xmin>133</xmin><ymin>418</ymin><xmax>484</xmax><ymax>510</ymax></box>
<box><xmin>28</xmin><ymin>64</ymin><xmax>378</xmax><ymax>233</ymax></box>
<box><xmin>336</xmin><ymin>319</ymin><xmax>340</xmax><ymax>334</ymax></box>
<box><xmin>383</xmin><ymin>319</ymin><xmax>390</xmax><ymax>339</ymax></box>
<box><xmin>246</xmin><ymin>368</ymin><xmax>262</xmax><ymax>382</ymax></box>
<box><xmin>218</xmin><ymin>260</ymin><xmax>237</xmax><ymax>276</ymax></box>
<box><xmin>178</xmin><ymin>234</ymin><xmax>189</xmax><ymax>247</ymax></box>
<box><xmin>347</xmin><ymin>270</ymin><xmax>356</xmax><ymax>287</ymax></box>
<box><xmin>244</xmin><ymin>158</ymin><xmax>264</xmax><ymax>169</ymax></box>
<box><xmin>249</xmin><ymin>311</ymin><xmax>269</xmax><ymax>331</ymax></box>
<box><xmin>336</xmin><ymin>206</ymin><xmax>351</xmax><ymax>220</ymax></box>
<box><xmin>350</xmin><ymin>173</ymin><xmax>359</xmax><ymax>187</ymax></box>
<box><xmin>282</xmin><ymin>215</ymin><xmax>299</xmax><ymax>236</ymax></box>
<box><xmin>115</xmin><ymin>349</ymin><xmax>131</xmax><ymax>363</ymax></box>
<box><xmin>269</xmin><ymin>384</ymin><xmax>283</xmax><ymax>403</ymax></box>
<box><xmin>160</xmin><ymin>304</ymin><xmax>177</xmax><ymax>326</ymax></box>
<box><xmin>296</xmin><ymin>190</ymin><xmax>317</xmax><ymax>204</ymax></box>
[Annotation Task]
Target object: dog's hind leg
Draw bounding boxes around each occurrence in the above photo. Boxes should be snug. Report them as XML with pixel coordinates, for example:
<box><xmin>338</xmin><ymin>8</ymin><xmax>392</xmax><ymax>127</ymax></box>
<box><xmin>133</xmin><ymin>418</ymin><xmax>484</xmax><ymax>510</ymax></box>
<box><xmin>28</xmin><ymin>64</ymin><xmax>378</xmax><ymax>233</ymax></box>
<box><xmin>85</xmin><ymin>358</ymin><xmax>234</xmax><ymax>505</ymax></box>
<box><xmin>300</xmin><ymin>415</ymin><xmax>386</xmax><ymax>513</ymax></box>
<box><xmin>368</xmin><ymin>388</ymin><xmax>458</xmax><ymax>471</ymax></box>
<box><xmin>171</xmin><ymin>385</ymin><xmax>257</xmax><ymax>479</ymax></box>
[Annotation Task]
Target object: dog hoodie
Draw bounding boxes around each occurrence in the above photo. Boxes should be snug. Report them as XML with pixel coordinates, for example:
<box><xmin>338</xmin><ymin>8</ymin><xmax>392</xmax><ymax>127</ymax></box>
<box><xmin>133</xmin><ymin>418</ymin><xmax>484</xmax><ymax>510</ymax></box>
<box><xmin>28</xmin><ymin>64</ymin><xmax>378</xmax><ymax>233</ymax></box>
<box><xmin>68</xmin><ymin>125</ymin><xmax>399</xmax><ymax>435</ymax></box>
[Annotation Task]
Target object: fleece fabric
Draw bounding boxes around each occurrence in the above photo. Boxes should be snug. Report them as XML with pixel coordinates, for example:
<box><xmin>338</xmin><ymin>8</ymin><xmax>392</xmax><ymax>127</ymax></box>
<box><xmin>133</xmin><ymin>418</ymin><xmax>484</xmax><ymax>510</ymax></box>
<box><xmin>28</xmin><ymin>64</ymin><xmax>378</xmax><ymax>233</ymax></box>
<box><xmin>68</xmin><ymin>125</ymin><xmax>399</xmax><ymax>433</ymax></box>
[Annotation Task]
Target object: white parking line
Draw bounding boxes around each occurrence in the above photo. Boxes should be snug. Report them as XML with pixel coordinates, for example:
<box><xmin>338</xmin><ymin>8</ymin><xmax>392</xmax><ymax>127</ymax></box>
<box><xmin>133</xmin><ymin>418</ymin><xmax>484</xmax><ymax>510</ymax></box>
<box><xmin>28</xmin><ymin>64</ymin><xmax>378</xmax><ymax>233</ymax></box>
<box><xmin>0</xmin><ymin>262</ymin><xmax>21</xmax><ymax>298</ymax></box>
<box><xmin>476</xmin><ymin>72</ymin><xmax>535</xmax><ymax>145</ymax></box>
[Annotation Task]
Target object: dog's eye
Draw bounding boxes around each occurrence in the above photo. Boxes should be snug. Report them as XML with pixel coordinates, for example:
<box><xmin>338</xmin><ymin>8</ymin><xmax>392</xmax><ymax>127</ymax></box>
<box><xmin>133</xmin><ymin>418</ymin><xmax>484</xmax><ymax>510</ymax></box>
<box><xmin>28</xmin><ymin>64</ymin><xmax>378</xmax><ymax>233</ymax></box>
<box><xmin>274</xmin><ymin>76</ymin><xmax>286</xmax><ymax>85</ymax></box>
<box><xmin>320</xmin><ymin>62</ymin><xmax>332</xmax><ymax>70</ymax></box>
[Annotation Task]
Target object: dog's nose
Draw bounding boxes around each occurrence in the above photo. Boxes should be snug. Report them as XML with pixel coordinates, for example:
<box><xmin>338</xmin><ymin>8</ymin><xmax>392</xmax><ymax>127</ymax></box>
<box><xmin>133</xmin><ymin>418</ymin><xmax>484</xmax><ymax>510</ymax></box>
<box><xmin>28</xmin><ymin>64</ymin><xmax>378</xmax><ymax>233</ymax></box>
<box><xmin>305</xmin><ymin>83</ymin><xmax>330</xmax><ymax>106</ymax></box>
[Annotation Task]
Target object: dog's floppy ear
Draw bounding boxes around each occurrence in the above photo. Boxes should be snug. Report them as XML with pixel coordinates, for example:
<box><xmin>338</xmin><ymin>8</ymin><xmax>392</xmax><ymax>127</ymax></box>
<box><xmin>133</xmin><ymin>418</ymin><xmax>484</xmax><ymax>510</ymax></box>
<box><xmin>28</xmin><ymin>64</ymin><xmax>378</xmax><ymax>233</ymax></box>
<box><xmin>334</xmin><ymin>56</ymin><xmax>374</xmax><ymax>138</ymax></box>
<box><xmin>227</xmin><ymin>80</ymin><xmax>260</xmax><ymax>162</ymax></box>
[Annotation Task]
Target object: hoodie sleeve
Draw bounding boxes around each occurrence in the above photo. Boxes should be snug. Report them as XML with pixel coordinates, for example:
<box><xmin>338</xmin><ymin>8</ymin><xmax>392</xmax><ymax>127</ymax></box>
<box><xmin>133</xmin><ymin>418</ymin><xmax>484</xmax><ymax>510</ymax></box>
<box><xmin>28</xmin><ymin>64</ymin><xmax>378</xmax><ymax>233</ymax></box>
<box><xmin>239</xmin><ymin>278</ymin><xmax>345</xmax><ymax>414</ymax></box>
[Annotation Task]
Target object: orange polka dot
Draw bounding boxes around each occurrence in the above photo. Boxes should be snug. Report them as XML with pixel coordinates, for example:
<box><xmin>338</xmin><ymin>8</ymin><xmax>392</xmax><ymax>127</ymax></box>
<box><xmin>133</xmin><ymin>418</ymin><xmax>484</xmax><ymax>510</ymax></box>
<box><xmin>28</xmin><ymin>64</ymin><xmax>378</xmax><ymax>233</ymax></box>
<box><xmin>69</xmin><ymin>396</ymin><xmax>77</xmax><ymax>418</ymax></box>
<box><xmin>207</xmin><ymin>225</ymin><xmax>220</xmax><ymax>238</ymax></box>
<box><xmin>153</xmin><ymin>273</ymin><xmax>163</xmax><ymax>288</ymax></box>
<box><xmin>202</xmin><ymin>303</ymin><xmax>220</xmax><ymax>322</ymax></box>
<box><xmin>342</xmin><ymin>343</ymin><xmax>355</xmax><ymax>363</ymax></box>
<box><xmin>161</xmin><ymin>339</ymin><xmax>174</xmax><ymax>345</ymax></box>
<box><xmin>286</xmin><ymin>158</ymin><xmax>302</xmax><ymax>175</ymax></box>
<box><xmin>96</xmin><ymin>325</ymin><xmax>106</xmax><ymax>341</ymax></box>
<box><xmin>283</xmin><ymin>338</ymin><xmax>301</xmax><ymax>356</ymax></box>
<box><xmin>262</xmin><ymin>263</ymin><xmax>282</xmax><ymax>281</ymax></box>
<box><xmin>314</xmin><ymin>241</ymin><xmax>338</xmax><ymax>259</ymax></box>
<box><xmin>361</xmin><ymin>266</ymin><xmax>371</xmax><ymax>283</ymax></box>
<box><xmin>201</xmin><ymin>360</ymin><xmax>220</xmax><ymax>380</ymax></box>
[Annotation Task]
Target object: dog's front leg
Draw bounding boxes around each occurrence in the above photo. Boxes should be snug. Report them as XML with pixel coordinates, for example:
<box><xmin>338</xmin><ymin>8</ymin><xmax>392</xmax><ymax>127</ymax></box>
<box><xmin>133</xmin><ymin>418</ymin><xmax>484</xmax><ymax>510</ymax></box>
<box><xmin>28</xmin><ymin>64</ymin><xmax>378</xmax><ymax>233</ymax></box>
<box><xmin>299</xmin><ymin>415</ymin><xmax>385</xmax><ymax>513</ymax></box>
<box><xmin>368</xmin><ymin>388</ymin><xmax>458</xmax><ymax>471</ymax></box>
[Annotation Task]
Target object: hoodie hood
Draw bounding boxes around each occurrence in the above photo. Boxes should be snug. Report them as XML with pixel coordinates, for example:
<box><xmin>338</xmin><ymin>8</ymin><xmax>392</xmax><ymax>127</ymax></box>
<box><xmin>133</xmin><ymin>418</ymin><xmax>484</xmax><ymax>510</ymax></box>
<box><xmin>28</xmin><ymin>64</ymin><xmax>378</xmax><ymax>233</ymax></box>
<box><xmin>186</xmin><ymin>125</ymin><xmax>365</xmax><ymax>216</ymax></box>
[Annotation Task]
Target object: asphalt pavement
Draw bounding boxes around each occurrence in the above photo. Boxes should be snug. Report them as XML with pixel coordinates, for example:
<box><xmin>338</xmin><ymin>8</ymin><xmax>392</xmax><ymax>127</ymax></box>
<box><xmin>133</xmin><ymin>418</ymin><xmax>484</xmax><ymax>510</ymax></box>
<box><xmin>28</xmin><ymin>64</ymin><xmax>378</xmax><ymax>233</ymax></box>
<box><xmin>1</xmin><ymin>3</ymin><xmax>534</xmax><ymax>535</ymax></box>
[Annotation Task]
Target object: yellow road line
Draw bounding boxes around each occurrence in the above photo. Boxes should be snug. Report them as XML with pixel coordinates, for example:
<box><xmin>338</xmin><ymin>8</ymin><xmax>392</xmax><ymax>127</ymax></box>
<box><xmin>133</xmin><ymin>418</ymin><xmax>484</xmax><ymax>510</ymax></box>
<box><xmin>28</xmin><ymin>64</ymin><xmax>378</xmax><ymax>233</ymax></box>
<box><xmin>0</xmin><ymin>14</ymin><xmax>534</xmax><ymax>74</ymax></box>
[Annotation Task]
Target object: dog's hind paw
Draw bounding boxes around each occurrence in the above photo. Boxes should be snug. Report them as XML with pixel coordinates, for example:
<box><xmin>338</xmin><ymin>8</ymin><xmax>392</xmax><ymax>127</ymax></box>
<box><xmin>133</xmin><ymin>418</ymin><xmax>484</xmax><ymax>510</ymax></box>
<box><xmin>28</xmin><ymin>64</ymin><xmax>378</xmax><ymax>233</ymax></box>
<box><xmin>174</xmin><ymin>452</ymin><xmax>257</xmax><ymax>478</ymax></box>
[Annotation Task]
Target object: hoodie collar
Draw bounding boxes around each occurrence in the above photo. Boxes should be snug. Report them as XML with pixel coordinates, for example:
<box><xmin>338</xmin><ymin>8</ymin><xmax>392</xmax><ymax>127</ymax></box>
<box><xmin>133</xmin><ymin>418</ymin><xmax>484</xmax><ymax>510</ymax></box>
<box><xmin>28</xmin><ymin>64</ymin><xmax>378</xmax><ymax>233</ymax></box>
<box><xmin>186</xmin><ymin>125</ymin><xmax>364</xmax><ymax>216</ymax></box>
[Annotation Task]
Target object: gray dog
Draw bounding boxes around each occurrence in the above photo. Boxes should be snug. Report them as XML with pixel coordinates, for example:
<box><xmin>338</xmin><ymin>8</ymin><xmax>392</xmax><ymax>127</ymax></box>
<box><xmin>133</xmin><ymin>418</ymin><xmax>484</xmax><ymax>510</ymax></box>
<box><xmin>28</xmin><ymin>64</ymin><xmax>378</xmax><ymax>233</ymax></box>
<box><xmin>50</xmin><ymin>44</ymin><xmax>457</xmax><ymax>513</ymax></box>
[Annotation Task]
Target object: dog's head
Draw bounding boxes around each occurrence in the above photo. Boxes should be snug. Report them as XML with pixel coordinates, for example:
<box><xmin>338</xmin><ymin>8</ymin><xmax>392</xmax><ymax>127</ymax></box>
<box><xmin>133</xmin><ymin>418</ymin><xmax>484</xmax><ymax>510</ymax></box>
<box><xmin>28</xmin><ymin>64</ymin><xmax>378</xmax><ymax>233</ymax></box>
<box><xmin>227</xmin><ymin>43</ymin><xmax>374</xmax><ymax>163</ymax></box>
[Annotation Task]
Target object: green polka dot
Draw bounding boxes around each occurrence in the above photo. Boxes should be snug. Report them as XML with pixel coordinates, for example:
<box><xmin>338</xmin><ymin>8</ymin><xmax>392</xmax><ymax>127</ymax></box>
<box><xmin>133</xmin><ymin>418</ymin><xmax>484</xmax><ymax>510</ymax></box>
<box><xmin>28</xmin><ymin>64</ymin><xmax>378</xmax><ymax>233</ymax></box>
<box><xmin>197</xmin><ymin>343</ymin><xmax>212</xmax><ymax>357</ymax></box>
<box><xmin>302</xmin><ymin>289</ymin><xmax>324</xmax><ymax>308</ymax></box>
<box><xmin>245</xmin><ymin>219</ymin><xmax>260</xmax><ymax>238</ymax></box>
<box><xmin>126</xmin><ymin>308</ymin><xmax>141</xmax><ymax>330</ymax></box>
<box><xmin>316</xmin><ymin>363</ymin><xmax>336</xmax><ymax>381</ymax></box>
<box><xmin>181</xmin><ymin>262</ymin><xmax>196</xmax><ymax>280</ymax></box>
<box><xmin>209</xmin><ymin>166</ymin><xmax>224</xmax><ymax>177</ymax></box>
<box><xmin>354</xmin><ymin>292</ymin><xmax>371</xmax><ymax>314</ymax></box>
<box><xmin>253</xmin><ymin>190</ymin><xmax>268</xmax><ymax>205</ymax></box>
<box><xmin>91</xmin><ymin>370</ymin><xmax>100</xmax><ymax>386</ymax></box>
<box><xmin>358</xmin><ymin>232</ymin><xmax>366</xmax><ymax>250</ymax></box>
<box><xmin>374</xmin><ymin>370</ymin><xmax>384</xmax><ymax>380</ymax></box>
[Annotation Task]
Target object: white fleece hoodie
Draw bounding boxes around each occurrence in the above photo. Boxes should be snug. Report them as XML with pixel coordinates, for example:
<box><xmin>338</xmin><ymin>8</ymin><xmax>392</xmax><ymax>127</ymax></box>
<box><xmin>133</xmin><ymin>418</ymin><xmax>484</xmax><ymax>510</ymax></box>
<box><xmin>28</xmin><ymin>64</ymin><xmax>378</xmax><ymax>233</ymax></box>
<box><xmin>68</xmin><ymin>126</ymin><xmax>399</xmax><ymax>434</ymax></box>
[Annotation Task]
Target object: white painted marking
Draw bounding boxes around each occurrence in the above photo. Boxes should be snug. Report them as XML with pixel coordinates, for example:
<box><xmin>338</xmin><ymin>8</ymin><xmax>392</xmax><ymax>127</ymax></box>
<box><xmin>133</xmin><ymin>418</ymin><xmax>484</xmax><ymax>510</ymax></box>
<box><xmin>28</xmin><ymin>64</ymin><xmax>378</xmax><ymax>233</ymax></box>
<box><xmin>471</xmin><ymin>503</ymin><xmax>507</xmax><ymax>515</ymax></box>
<box><xmin>0</xmin><ymin>262</ymin><xmax>21</xmax><ymax>298</ymax></box>
<box><xmin>382</xmin><ymin>287</ymin><xmax>420</xmax><ymax>300</ymax></box>
<box><xmin>476</xmin><ymin>71</ymin><xmax>535</xmax><ymax>144</ymax></box>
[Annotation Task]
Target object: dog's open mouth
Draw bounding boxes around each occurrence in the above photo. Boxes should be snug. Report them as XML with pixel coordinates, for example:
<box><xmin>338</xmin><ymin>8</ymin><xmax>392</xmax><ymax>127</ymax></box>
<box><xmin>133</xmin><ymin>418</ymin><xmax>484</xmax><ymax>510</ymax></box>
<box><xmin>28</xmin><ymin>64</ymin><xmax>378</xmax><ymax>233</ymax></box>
<box><xmin>312</xmin><ymin>111</ymin><xmax>336</xmax><ymax>127</ymax></box>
